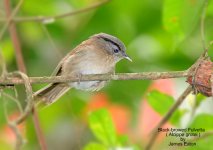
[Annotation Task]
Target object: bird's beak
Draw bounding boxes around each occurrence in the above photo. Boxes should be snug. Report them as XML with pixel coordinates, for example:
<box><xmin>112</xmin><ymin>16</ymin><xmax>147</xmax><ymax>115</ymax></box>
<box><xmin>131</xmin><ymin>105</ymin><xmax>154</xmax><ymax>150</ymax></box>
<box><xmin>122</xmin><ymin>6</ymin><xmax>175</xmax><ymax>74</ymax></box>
<box><xmin>123</xmin><ymin>53</ymin><xmax>132</xmax><ymax>62</ymax></box>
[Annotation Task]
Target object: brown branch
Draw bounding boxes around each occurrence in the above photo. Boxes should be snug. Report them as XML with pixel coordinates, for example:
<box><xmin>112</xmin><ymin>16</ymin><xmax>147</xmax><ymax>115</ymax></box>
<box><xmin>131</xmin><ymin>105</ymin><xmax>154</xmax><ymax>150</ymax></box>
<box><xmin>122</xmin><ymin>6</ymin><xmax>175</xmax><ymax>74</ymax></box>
<box><xmin>4</xmin><ymin>0</ymin><xmax>26</xmax><ymax>73</ymax></box>
<box><xmin>10</xmin><ymin>72</ymin><xmax>34</xmax><ymax>124</ymax></box>
<box><xmin>1</xmin><ymin>88</ymin><xmax>25</xmax><ymax>150</ymax></box>
<box><xmin>0</xmin><ymin>0</ymin><xmax>23</xmax><ymax>41</ymax></box>
<box><xmin>145</xmin><ymin>86</ymin><xmax>193</xmax><ymax>150</ymax></box>
<box><xmin>2</xmin><ymin>1</ymin><xmax>26</xmax><ymax>149</ymax></box>
<box><xmin>6</xmin><ymin>72</ymin><xmax>47</xmax><ymax>149</ymax></box>
<box><xmin>32</xmin><ymin>108</ymin><xmax>47</xmax><ymax>149</ymax></box>
<box><xmin>0</xmin><ymin>70</ymin><xmax>189</xmax><ymax>85</ymax></box>
<box><xmin>3</xmin><ymin>0</ymin><xmax>47</xmax><ymax>149</ymax></box>
<box><xmin>0</xmin><ymin>0</ymin><xmax>111</xmax><ymax>23</ymax></box>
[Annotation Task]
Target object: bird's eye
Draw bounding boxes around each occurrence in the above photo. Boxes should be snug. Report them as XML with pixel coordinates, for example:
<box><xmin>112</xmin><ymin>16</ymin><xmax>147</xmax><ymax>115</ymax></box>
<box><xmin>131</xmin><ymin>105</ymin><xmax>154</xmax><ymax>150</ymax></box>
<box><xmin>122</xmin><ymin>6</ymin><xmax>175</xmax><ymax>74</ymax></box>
<box><xmin>114</xmin><ymin>49</ymin><xmax>119</xmax><ymax>53</ymax></box>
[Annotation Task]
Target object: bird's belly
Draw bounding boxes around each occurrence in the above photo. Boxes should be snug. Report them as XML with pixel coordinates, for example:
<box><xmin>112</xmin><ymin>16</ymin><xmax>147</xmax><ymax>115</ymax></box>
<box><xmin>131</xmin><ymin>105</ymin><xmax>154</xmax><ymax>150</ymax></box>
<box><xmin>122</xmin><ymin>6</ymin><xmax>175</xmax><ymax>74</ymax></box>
<box><xmin>70</xmin><ymin>63</ymin><xmax>109</xmax><ymax>91</ymax></box>
<box><xmin>72</xmin><ymin>81</ymin><xmax>105</xmax><ymax>91</ymax></box>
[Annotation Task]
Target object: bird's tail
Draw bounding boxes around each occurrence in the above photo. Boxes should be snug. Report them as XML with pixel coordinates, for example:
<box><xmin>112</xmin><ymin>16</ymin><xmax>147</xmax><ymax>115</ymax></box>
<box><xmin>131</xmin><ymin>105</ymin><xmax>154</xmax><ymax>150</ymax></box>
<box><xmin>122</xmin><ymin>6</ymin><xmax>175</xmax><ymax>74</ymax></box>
<box><xmin>34</xmin><ymin>83</ymin><xmax>70</xmax><ymax>106</ymax></box>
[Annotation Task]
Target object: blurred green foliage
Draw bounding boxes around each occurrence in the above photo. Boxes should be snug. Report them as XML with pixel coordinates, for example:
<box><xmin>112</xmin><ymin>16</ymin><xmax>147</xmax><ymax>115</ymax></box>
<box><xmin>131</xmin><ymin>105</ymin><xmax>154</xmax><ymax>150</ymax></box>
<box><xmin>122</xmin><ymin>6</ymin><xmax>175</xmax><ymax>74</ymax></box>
<box><xmin>190</xmin><ymin>114</ymin><xmax>213</xmax><ymax>131</ymax></box>
<box><xmin>147</xmin><ymin>90</ymin><xmax>187</xmax><ymax>126</ymax></box>
<box><xmin>163</xmin><ymin>0</ymin><xmax>206</xmax><ymax>44</ymax></box>
<box><xmin>0</xmin><ymin>0</ymin><xmax>213</xmax><ymax>150</ymax></box>
<box><xmin>88</xmin><ymin>109</ymin><xmax>117</xmax><ymax>147</ymax></box>
<box><xmin>84</xmin><ymin>109</ymin><xmax>139</xmax><ymax>150</ymax></box>
<box><xmin>186</xmin><ymin>114</ymin><xmax>213</xmax><ymax>150</ymax></box>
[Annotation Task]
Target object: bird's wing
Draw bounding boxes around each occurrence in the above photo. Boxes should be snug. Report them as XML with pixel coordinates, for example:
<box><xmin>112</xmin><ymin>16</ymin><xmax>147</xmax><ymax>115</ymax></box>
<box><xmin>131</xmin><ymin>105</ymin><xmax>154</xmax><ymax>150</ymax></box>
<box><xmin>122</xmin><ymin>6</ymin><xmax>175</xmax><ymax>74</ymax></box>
<box><xmin>51</xmin><ymin>46</ymin><xmax>87</xmax><ymax>76</ymax></box>
<box><xmin>51</xmin><ymin>59</ymin><xmax>63</xmax><ymax>76</ymax></box>
<box><xmin>52</xmin><ymin>56</ymin><xmax>68</xmax><ymax>76</ymax></box>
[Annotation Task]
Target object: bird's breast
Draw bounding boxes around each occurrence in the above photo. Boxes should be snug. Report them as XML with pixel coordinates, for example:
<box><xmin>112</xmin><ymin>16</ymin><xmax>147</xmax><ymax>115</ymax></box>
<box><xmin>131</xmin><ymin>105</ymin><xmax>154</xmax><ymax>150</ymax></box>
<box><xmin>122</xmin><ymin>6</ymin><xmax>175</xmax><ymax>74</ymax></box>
<box><xmin>66</xmin><ymin>50</ymin><xmax>115</xmax><ymax>91</ymax></box>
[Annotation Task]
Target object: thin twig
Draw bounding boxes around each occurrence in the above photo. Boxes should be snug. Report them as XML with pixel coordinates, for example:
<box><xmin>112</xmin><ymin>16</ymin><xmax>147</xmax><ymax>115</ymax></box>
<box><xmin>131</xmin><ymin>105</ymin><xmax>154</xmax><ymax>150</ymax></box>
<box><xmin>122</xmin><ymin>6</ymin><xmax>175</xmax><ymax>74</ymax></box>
<box><xmin>190</xmin><ymin>130</ymin><xmax>213</xmax><ymax>141</ymax></box>
<box><xmin>0</xmin><ymin>0</ymin><xmax>23</xmax><ymax>41</ymax></box>
<box><xmin>11</xmin><ymin>72</ymin><xmax>34</xmax><ymax>124</ymax></box>
<box><xmin>188</xmin><ymin>0</ymin><xmax>209</xmax><ymax>75</ymax></box>
<box><xmin>2</xmin><ymin>92</ymin><xmax>24</xmax><ymax>113</ymax></box>
<box><xmin>145</xmin><ymin>86</ymin><xmax>193</xmax><ymax>150</ymax></box>
<box><xmin>13</xmin><ymin>86</ymin><xmax>22</xmax><ymax>111</ymax></box>
<box><xmin>40</xmin><ymin>24</ymin><xmax>62</xmax><ymax>59</ymax></box>
<box><xmin>13</xmin><ymin>73</ymin><xmax>48</xmax><ymax>149</ymax></box>
<box><xmin>0</xmin><ymin>0</ymin><xmax>111</xmax><ymax>23</ymax></box>
<box><xmin>8</xmin><ymin>122</ymin><xmax>25</xmax><ymax>150</ymax></box>
<box><xmin>4</xmin><ymin>0</ymin><xmax>26</xmax><ymax>73</ymax></box>
<box><xmin>0</xmin><ymin>48</ymin><xmax>8</xmax><ymax>76</ymax></box>
<box><xmin>32</xmin><ymin>108</ymin><xmax>47</xmax><ymax>149</ymax></box>
<box><xmin>2</xmin><ymin>71</ymin><xmax>46</xmax><ymax>148</ymax></box>
<box><xmin>1</xmin><ymin>40</ymin><xmax>23</xmax><ymax>150</ymax></box>
<box><xmin>0</xmin><ymin>70</ymin><xmax>189</xmax><ymax>85</ymax></box>
<box><xmin>2</xmin><ymin>1</ymin><xmax>26</xmax><ymax>149</ymax></box>
<box><xmin>1</xmin><ymin>89</ymin><xmax>24</xmax><ymax>150</ymax></box>
<box><xmin>4</xmin><ymin>0</ymin><xmax>47</xmax><ymax>149</ymax></box>
<box><xmin>7</xmin><ymin>73</ymin><xmax>42</xmax><ymax>148</ymax></box>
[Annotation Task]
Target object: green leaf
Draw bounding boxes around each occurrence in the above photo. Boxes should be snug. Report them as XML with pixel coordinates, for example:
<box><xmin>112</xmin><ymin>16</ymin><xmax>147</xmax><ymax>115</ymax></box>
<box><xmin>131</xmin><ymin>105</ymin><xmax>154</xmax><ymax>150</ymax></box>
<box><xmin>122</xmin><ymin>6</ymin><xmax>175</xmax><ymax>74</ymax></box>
<box><xmin>163</xmin><ymin>0</ymin><xmax>205</xmax><ymax>43</ymax></box>
<box><xmin>88</xmin><ymin>109</ymin><xmax>117</xmax><ymax>147</ymax></box>
<box><xmin>190</xmin><ymin>114</ymin><xmax>213</xmax><ymax>131</ymax></box>
<box><xmin>147</xmin><ymin>90</ymin><xmax>184</xmax><ymax>126</ymax></box>
<box><xmin>147</xmin><ymin>90</ymin><xmax>174</xmax><ymax>114</ymax></box>
<box><xmin>84</xmin><ymin>143</ymin><xmax>107</xmax><ymax>150</ymax></box>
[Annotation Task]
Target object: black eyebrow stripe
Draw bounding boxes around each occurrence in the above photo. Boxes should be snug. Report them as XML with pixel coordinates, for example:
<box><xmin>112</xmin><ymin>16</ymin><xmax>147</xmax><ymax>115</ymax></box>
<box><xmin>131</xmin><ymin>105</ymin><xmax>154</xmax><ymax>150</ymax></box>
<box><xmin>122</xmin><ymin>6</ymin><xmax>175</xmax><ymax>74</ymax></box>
<box><xmin>101</xmin><ymin>37</ymin><xmax>121</xmax><ymax>51</ymax></box>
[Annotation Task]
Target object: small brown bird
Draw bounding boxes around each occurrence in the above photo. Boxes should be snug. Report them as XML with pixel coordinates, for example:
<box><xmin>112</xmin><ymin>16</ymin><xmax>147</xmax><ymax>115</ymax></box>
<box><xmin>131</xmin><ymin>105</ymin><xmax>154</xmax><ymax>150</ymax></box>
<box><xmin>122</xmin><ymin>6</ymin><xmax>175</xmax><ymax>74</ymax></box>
<box><xmin>35</xmin><ymin>33</ymin><xmax>131</xmax><ymax>105</ymax></box>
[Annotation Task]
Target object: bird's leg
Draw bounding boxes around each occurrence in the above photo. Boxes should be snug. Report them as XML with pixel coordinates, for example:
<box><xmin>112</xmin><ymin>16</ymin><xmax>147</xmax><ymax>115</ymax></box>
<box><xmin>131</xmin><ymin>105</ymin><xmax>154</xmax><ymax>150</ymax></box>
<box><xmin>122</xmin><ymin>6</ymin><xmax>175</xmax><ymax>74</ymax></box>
<box><xmin>77</xmin><ymin>73</ymin><xmax>83</xmax><ymax>85</ymax></box>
